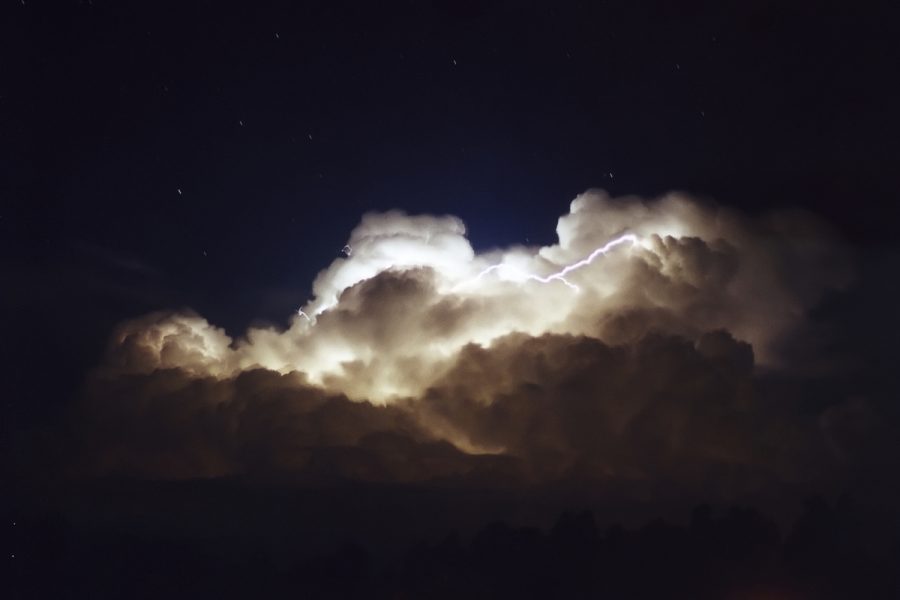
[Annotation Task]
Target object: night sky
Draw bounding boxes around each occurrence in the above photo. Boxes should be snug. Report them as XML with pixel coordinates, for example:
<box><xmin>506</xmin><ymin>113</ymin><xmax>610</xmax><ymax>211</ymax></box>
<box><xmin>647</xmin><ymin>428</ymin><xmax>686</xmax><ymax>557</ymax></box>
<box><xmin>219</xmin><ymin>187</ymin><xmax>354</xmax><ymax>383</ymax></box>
<box><xmin>5</xmin><ymin>2</ymin><xmax>900</xmax><ymax>598</ymax></box>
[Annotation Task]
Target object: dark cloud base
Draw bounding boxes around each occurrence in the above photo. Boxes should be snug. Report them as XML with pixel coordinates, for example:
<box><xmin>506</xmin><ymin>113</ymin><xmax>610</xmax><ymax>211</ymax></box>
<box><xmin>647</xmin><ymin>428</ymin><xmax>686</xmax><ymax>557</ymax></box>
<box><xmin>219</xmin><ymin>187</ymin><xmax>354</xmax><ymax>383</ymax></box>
<box><xmin>65</xmin><ymin>328</ymin><xmax>883</xmax><ymax>500</ymax></box>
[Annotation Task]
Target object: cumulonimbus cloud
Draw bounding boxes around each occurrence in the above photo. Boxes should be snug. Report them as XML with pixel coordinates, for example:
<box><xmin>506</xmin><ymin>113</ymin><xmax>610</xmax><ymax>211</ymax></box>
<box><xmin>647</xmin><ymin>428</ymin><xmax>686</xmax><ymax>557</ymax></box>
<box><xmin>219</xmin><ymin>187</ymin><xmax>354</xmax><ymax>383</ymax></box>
<box><xmin>78</xmin><ymin>190</ymin><xmax>861</xmax><ymax>492</ymax></box>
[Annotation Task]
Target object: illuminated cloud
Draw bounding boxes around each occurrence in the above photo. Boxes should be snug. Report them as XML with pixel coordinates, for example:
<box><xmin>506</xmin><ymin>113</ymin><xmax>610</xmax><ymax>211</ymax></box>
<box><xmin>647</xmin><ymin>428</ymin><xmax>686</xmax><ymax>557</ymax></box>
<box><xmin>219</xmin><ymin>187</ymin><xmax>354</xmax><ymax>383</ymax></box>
<box><xmin>105</xmin><ymin>190</ymin><xmax>849</xmax><ymax>399</ymax></box>
<box><xmin>80</xmin><ymin>190</ymin><xmax>857</xmax><ymax>492</ymax></box>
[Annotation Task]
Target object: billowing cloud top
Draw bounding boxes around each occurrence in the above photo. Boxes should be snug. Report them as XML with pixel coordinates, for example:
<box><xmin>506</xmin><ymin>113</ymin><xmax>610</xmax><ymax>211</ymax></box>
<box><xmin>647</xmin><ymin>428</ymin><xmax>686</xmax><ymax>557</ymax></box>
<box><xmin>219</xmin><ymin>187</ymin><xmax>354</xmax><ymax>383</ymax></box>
<box><xmin>80</xmin><ymin>190</ymin><xmax>862</xmax><ymax>493</ymax></box>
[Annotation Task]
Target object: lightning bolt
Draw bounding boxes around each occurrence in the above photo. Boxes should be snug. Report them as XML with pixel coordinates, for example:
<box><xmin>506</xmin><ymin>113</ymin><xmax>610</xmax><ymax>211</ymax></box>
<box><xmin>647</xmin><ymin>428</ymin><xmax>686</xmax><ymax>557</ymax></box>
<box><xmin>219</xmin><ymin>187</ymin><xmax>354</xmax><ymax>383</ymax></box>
<box><xmin>456</xmin><ymin>233</ymin><xmax>639</xmax><ymax>292</ymax></box>
<box><xmin>298</xmin><ymin>233</ymin><xmax>640</xmax><ymax>325</ymax></box>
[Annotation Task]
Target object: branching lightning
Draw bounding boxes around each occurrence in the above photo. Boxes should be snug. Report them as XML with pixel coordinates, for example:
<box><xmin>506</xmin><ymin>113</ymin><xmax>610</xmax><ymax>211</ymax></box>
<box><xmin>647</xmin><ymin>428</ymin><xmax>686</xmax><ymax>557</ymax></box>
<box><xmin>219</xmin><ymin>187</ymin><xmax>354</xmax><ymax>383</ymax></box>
<box><xmin>455</xmin><ymin>233</ymin><xmax>639</xmax><ymax>292</ymax></box>
<box><xmin>298</xmin><ymin>233</ymin><xmax>640</xmax><ymax>325</ymax></box>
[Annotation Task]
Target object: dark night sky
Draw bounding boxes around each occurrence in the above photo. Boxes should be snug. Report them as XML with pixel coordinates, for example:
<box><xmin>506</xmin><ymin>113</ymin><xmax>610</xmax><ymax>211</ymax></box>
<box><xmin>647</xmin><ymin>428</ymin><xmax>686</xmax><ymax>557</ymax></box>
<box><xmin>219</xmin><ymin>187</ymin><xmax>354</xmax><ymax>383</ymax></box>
<box><xmin>4</xmin><ymin>3</ymin><xmax>900</xmax><ymax>594</ymax></box>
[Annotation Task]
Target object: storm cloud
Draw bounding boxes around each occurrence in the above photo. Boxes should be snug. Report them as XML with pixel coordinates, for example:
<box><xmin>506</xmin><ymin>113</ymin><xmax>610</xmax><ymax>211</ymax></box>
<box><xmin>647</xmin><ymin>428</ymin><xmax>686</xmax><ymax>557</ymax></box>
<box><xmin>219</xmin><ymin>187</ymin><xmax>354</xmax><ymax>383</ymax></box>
<box><xmin>73</xmin><ymin>190</ymin><xmax>867</xmax><ymax>499</ymax></box>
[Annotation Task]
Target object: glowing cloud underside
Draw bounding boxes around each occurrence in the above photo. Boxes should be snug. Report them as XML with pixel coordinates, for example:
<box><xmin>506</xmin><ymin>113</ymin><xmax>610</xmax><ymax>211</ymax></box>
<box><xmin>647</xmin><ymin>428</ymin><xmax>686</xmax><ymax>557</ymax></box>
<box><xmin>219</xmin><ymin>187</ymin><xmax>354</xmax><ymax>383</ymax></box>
<box><xmin>108</xmin><ymin>190</ymin><xmax>850</xmax><ymax>405</ymax></box>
